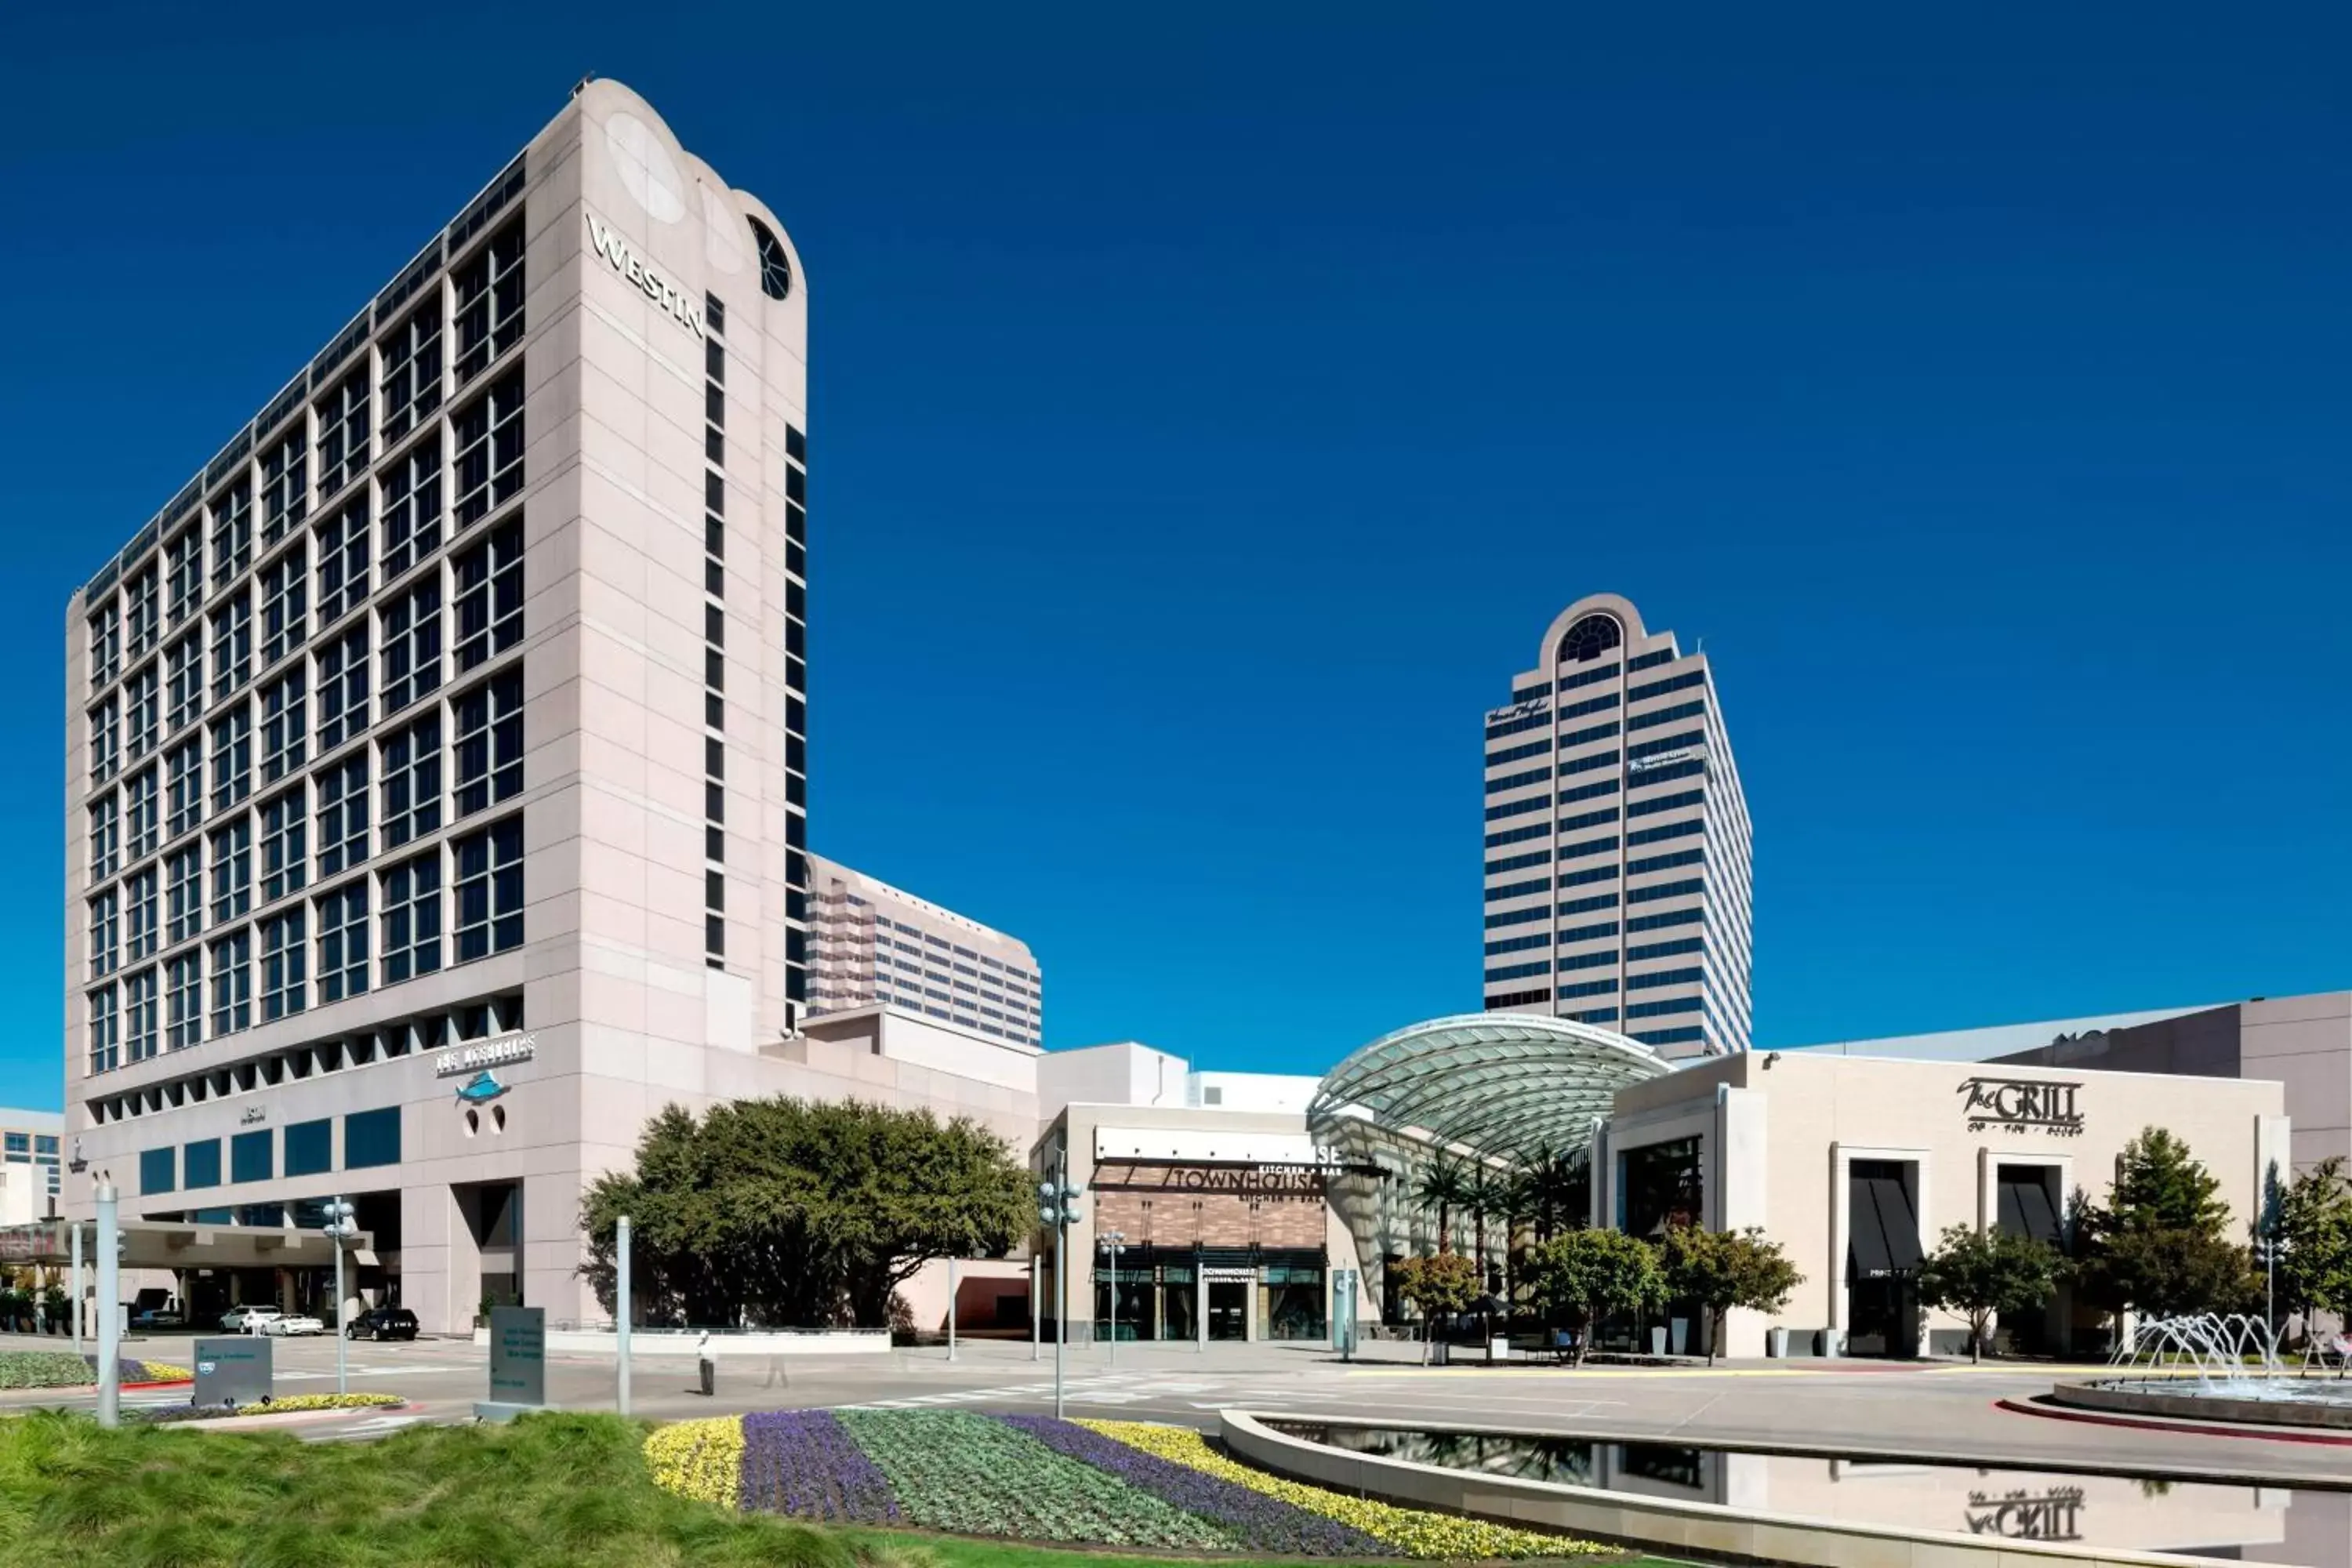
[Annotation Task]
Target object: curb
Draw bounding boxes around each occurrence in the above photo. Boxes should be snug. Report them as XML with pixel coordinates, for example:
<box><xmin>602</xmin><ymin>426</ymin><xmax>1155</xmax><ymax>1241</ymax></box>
<box><xmin>170</xmin><ymin>1399</ymin><xmax>419</xmax><ymax>1431</ymax></box>
<box><xmin>1996</xmin><ymin>1396</ymin><xmax>2352</xmax><ymax>1447</ymax></box>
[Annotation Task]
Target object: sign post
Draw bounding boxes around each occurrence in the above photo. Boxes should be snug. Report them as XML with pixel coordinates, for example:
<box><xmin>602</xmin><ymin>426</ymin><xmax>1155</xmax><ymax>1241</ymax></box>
<box><xmin>192</xmin><ymin>1336</ymin><xmax>273</xmax><ymax>1408</ymax></box>
<box><xmin>475</xmin><ymin>1305</ymin><xmax>547</xmax><ymax>1422</ymax></box>
<box><xmin>69</xmin><ymin>1221</ymin><xmax>82</xmax><ymax>1359</ymax></box>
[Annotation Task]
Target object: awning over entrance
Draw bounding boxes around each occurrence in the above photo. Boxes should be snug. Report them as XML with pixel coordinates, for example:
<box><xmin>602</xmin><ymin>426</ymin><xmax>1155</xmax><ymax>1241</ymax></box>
<box><xmin>1846</xmin><ymin>1169</ymin><xmax>1922</xmax><ymax>1281</ymax></box>
<box><xmin>1998</xmin><ymin>1172</ymin><xmax>2064</xmax><ymax>1246</ymax></box>
<box><xmin>0</xmin><ymin>1220</ymin><xmax>377</xmax><ymax>1272</ymax></box>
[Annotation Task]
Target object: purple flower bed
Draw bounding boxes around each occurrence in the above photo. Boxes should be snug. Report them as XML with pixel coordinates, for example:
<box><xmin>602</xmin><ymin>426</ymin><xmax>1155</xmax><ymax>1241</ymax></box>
<box><xmin>999</xmin><ymin>1415</ymin><xmax>1392</xmax><ymax>1557</ymax></box>
<box><xmin>739</xmin><ymin>1409</ymin><xmax>902</xmax><ymax>1523</ymax></box>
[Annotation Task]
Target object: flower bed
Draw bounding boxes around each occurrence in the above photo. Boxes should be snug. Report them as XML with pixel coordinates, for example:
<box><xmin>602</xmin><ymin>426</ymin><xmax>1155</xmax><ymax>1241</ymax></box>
<box><xmin>134</xmin><ymin>1392</ymin><xmax>405</xmax><ymax>1425</ymax></box>
<box><xmin>643</xmin><ymin>1409</ymin><xmax>1602</xmax><ymax>1559</ymax></box>
<box><xmin>1080</xmin><ymin>1420</ymin><xmax>1594</xmax><ymax>1560</ymax></box>
<box><xmin>0</xmin><ymin>1352</ymin><xmax>193</xmax><ymax>1389</ymax></box>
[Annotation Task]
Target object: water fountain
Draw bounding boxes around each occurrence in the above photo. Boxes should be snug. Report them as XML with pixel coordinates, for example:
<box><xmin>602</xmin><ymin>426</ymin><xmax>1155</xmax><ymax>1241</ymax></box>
<box><xmin>2044</xmin><ymin>1312</ymin><xmax>2352</xmax><ymax>1428</ymax></box>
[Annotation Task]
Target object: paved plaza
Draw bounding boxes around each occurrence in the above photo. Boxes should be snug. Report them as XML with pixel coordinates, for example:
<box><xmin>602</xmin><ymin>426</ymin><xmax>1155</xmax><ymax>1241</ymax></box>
<box><xmin>12</xmin><ymin>1331</ymin><xmax>2352</xmax><ymax>1488</ymax></box>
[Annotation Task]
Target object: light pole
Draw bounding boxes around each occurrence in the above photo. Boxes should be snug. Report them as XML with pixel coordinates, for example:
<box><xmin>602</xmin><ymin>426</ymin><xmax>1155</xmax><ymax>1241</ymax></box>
<box><xmin>322</xmin><ymin>1197</ymin><xmax>358</xmax><ymax>1396</ymax></box>
<box><xmin>947</xmin><ymin>1255</ymin><xmax>959</xmax><ymax>1363</ymax></box>
<box><xmin>95</xmin><ymin>1184</ymin><xmax>119</xmax><ymax>1429</ymax></box>
<box><xmin>1036</xmin><ymin>1153</ymin><xmax>1083</xmax><ymax>1419</ymax></box>
<box><xmin>616</xmin><ymin>1214</ymin><xmax>633</xmax><ymax>1416</ymax></box>
<box><xmin>1097</xmin><ymin>1229</ymin><xmax>1127</xmax><ymax>1367</ymax></box>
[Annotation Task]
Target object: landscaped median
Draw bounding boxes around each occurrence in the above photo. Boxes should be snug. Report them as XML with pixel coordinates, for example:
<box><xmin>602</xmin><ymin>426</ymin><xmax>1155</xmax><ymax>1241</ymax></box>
<box><xmin>644</xmin><ymin>1408</ymin><xmax>1603</xmax><ymax>1559</ymax></box>
<box><xmin>0</xmin><ymin>1351</ymin><xmax>191</xmax><ymax>1389</ymax></box>
<box><xmin>132</xmin><ymin>1392</ymin><xmax>406</xmax><ymax>1425</ymax></box>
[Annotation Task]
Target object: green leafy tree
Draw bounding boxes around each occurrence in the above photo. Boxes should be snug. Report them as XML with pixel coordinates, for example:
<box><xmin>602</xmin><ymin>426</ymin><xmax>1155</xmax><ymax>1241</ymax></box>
<box><xmin>1390</xmin><ymin>1250</ymin><xmax>1481</xmax><ymax>1355</ymax></box>
<box><xmin>2271</xmin><ymin>1158</ymin><xmax>2352</xmax><ymax>1335</ymax></box>
<box><xmin>579</xmin><ymin>1097</ymin><xmax>1032</xmax><ymax>1329</ymax></box>
<box><xmin>1524</xmin><ymin>1229</ymin><xmax>1664</xmax><ymax>1365</ymax></box>
<box><xmin>1413</xmin><ymin>1156</ymin><xmax>1472</xmax><ymax>1255</ymax></box>
<box><xmin>1465</xmin><ymin>1166</ymin><xmax>1511</xmax><ymax>1287</ymax></box>
<box><xmin>2075</xmin><ymin>1127</ymin><xmax>2259</xmax><ymax>1321</ymax></box>
<box><xmin>1658</xmin><ymin>1225</ymin><xmax>1805</xmax><ymax>1366</ymax></box>
<box><xmin>1915</xmin><ymin>1223</ymin><xmax>2063</xmax><ymax>1363</ymax></box>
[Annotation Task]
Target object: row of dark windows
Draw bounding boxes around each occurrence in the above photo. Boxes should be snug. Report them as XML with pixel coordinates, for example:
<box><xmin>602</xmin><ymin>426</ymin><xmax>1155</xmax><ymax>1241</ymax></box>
<box><xmin>139</xmin><ymin>1105</ymin><xmax>401</xmax><ymax>1196</ymax></box>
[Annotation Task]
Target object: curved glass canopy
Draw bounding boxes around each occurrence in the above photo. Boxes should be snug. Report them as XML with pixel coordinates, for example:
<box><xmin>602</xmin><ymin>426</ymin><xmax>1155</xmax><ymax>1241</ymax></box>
<box><xmin>1308</xmin><ymin>1012</ymin><xmax>1670</xmax><ymax>1167</ymax></box>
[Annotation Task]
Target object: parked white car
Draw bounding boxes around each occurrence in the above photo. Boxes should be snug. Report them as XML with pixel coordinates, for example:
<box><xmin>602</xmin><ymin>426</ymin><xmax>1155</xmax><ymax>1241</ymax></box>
<box><xmin>264</xmin><ymin>1315</ymin><xmax>326</xmax><ymax>1337</ymax></box>
<box><xmin>221</xmin><ymin>1307</ymin><xmax>284</xmax><ymax>1335</ymax></box>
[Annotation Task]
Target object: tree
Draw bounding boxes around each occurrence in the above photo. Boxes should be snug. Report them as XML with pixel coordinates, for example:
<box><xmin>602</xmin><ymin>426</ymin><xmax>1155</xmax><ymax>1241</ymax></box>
<box><xmin>1414</xmin><ymin>1156</ymin><xmax>1472</xmax><ymax>1255</ymax></box>
<box><xmin>1390</xmin><ymin>1251</ymin><xmax>1481</xmax><ymax>1354</ymax></box>
<box><xmin>578</xmin><ymin>1097</ymin><xmax>1033</xmax><ymax>1329</ymax></box>
<box><xmin>1658</xmin><ymin>1225</ymin><xmax>1805</xmax><ymax>1366</ymax></box>
<box><xmin>1465</xmin><ymin>1166</ymin><xmax>1510</xmax><ymax>1288</ymax></box>
<box><xmin>1512</xmin><ymin>1146</ymin><xmax>1588</xmax><ymax>1244</ymax></box>
<box><xmin>1916</xmin><ymin>1224</ymin><xmax>2062</xmax><ymax>1363</ymax></box>
<box><xmin>1524</xmin><ymin>1229</ymin><xmax>1664</xmax><ymax>1365</ymax></box>
<box><xmin>2074</xmin><ymin>1127</ymin><xmax>2259</xmax><ymax>1322</ymax></box>
<box><xmin>2272</xmin><ymin>1158</ymin><xmax>2352</xmax><ymax>1336</ymax></box>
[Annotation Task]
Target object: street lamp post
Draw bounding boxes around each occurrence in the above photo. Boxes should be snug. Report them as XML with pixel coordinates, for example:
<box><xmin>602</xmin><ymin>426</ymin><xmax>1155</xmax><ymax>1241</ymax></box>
<box><xmin>95</xmin><ymin>1184</ymin><xmax>119</xmax><ymax>1430</ymax></box>
<box><xmin>1097</xmin><ymin>1229</ymin><xmax>1127</xmax><ymax>1368</ymax></box>
<box><xmin>1036</xmin><ymin>1153</ymin><xmax>1083</xmax><ymax>1420</ymax></box>
<box><xmin>322</xmin><ymin>1197</ymin><xmax>358</xmax><ymax>1396</ymax></box>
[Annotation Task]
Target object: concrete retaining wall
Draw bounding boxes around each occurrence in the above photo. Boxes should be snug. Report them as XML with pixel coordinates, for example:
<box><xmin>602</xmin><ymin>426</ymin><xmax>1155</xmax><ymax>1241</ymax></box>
<box><xmin>2051</xmin><ymin>1379</ymin><xmax>2352</xmax><ymax>1429</ymax></box>
<box><xmin>1218</xmin><ymin>1410</ymin><xmax>2245</xmax><ymax>1568</ymax></box>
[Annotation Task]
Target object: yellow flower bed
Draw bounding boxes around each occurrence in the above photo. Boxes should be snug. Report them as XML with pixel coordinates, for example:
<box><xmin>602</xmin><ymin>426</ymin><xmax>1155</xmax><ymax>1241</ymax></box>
<box><xmin>1080</xmin><ymin>1421</ymin><xmax>1600</xmax><ymax>1561</ymax></box>
<box><xmin>260</xmin><ymin>1393</ymin><xmax>405</xmax><ymax>1413</ymax></box>
<box><xmin>139</xmin><ymin>1363</ymin><xmax>194</xmax><ymax>1381</ymax></box>
<box><xmin>645</xmin><ymin>1415</ymin><xmax>744</xmax><ymax>1510</ymax></box>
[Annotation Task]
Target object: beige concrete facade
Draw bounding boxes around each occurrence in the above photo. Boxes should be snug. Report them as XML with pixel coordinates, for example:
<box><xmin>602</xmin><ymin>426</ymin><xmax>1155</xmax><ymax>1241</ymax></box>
<box><xmin>1483</xmin><ymin>593</ymin><xmax>1754</xmax><ymax>1062</ymax></box>
<box><xmin>50</xmin><ymin>82</ymin><xmax>1062</xmax><ymax>1336</ymax></box>
<box><xmin>806</xmin><ymin>854</ymin><xmax>1043</xmax><ymax>1047</ymax></box>
<box><xmin>1600</xmin><ymin>1052</ymin><xmax>2288</xmax><ymax>1357</ymax></box>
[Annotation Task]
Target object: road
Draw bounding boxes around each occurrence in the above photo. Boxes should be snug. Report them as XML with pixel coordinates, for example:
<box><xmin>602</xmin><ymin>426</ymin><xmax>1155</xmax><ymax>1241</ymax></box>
<box><xmin>11</xmin><ymin>1332</ymin><xmax>2352</xmax><ymax>1485</ymax></box>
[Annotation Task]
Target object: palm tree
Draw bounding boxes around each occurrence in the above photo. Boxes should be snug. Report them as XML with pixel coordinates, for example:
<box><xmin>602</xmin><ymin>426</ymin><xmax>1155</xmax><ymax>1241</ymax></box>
<box><xmin>1414</xmin><ymin>1156</ymin><xmax>1472</xmax><ymax>1254</ymax></box>
<box><xmin>1466</xmin><ymin>1165</ymin><xmax>1511</xmax><ymax>1290</ymax></box>
<box><xmin>1519</xmin><ymin>1145</ymin><xmax>1588</xmax><ymax>1242</ymax></box>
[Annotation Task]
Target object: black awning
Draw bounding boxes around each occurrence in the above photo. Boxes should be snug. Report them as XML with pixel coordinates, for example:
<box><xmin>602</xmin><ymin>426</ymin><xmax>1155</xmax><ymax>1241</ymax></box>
<box><xmin>1998</xmin><ymin>1173</ymin><xmax>2063</xmax><ymax>1246</ymax></box>
<box><xmin>1848</xmin><ymin>1171</ymin><xmax>1922</xmax><ymax>1280</ymax></box>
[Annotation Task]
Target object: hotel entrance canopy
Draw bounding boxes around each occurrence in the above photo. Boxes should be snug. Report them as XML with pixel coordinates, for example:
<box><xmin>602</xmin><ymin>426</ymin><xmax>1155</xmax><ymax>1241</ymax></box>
<box><xmin>1308</xmin><ymin>1013</ymin><xmax>1671</xmax><ymax>1167</ymax></box>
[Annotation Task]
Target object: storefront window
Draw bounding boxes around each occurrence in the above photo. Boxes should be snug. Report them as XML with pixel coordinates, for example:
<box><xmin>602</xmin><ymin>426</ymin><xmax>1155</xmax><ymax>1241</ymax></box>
<box><xmin>1260</xmin><ymin>1265</ymin><xmax>1327</xmax><ymax>1341</ymax></box>
<box><xmin>1621</xmin><ymin>1136</ymin><xmax>1703</xmax><ymax>1240</ymax></box>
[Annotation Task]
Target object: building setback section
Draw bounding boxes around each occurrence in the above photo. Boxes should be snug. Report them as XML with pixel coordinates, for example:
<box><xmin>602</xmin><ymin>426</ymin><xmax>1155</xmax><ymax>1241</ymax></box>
<box><xmin>806</xmin><ymin>854</ymin><xmax>1043</xmax><ymax>1047</ymax></box>
<box><xmin>57</xmin><ymin>79</ymin><xmax>842</xmax><ymax>1334</ymax></box>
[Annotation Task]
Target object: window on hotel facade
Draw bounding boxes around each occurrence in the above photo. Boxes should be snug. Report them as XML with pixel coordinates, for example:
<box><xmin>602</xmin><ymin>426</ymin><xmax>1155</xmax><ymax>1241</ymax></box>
<box><xmin>165</xmin><ymin>842</ymin><xmax>202</xmax><ymax>946</ymax></box>
<box><xmin>381</xmin><ymin>437</ymin><xmax>443</xmax><ymax>580</ymax></box>
<box><xmin>261</xmin><ymin>429</ymin><xmax>308</xmax><ymax>545</ymax></box>
<box><xmin>209</xmin><ymin>593</ymin><xmax>252</xmax><ymax>702</ymax></box>
<box><xmin>87</xmin><ymin>985</ymin><xmax>118</xmax><ymax>1075</ymax></box>
<box><xmin>452</xmin><ymin>372</ymin><xmax>524</xmax><ymax>526</ymax></box>
<box><xmin>453</xmin><ymin>519</ymin><xmax>522</xmax><ymax>669</ymax></box>
<box><xmin>380</xmin><ymin>713</ymin><xmax>441</xmax><ymax>848</ymax></box>
<box><xmin>165</xmin><ymin>630</ymin><xmax>205</xmax><ymax>735</ymax></box>
<box><xmin>124</xmin><ymin>967</ymin><xmax>158</xmax><ymax>1063</ymax></box>
<box><xmin>183</xmin><ymin>1138</ymin><xmax>221</xmax><ymax>1188</ymax></box>
<box><xmin>285</xmin><ymin>1119</ymin><xmax>332</xmax><ymax>1178</ymax></box>
<box><xmin>209</xmin><ymin>480</ymin><xmax>252</xmax><ymax>588</ymax></box>
<box><xmin>89</xmin><ymin>696</ymin><xmax>118</xmax><ymax>784</ymax></box>
<box><xmin>380</xmin><ymin>579</ymin><xmax>441</xmax><ymax>713</ymax></box>
<box><xmin>454</xmin><ymin>818</ymin><xmax>523</xmax><ymax>962</ymax></box>
<box><xmin>165</xmin><ymin>949</ymin><xmax>202</xmax><ymax>1050</ymax></box>
<box><xmin>381</xmin><ymin>853</ymin><xmax>442</xmax><ymax>983</ymax></box>
<box><xmin>453</xmin><ymin>222</ymin><xmax>523</xmax><ymax>383</ymax></box>
<box><xmin>209</xmin><ymin>705</ymin><xmax>252</xmax><ymax>814</ymax></box>
<box><xmin>315</xmin><ymin>497</ymin><xmax>371</xmax><ymax>624</ymax></box>
<box><xmin>260</xmin><ymin>668</ymin><xmax>307</xmax><ymax>782</ymax></box>
<box><xmin>88</xmin><ymin>795</ymin><xmax>118</xmax><ymax>884</ymax></box>
<box><xmin>260</xmin><ymin>786</ymin><xmax>307</xmax><ymax>903</ymax></box>
<box><xmin>166</xmin><ymin>527</ymin><xmax>203</xmax><ymax>624</ymax></box>
<box><xmin>88</xmin><ymin>891</ymin><xmax>119</xmax><ymax>979</ymax></box>
<box><xmin>315</xmin><ymin>753</ymin><xmax>368</xmax><ymax>877</ymax></box>
<box><xmin>260</xmin><ymin>544</ymin><xmax>307</xmax><ymax>666</ymax></box>
<box><xmin>316</xmin><ymin>624</ymin><xmax>369</xmax><ymax>753</ymax></box>
<box><xmin>315</xmin><ymin>372</ymin><xmax>370</xmax><ymax>499</ymax></box>
<box><xmin>345</xmin><ymin>1106</ymin><xmax>401</xmax><ymax>1169</ymax></box>
<box><xmin>125</xmin><ymin>566</ymin><xmax>159</xmax><ymax>659</ymax></box>
<box><xmin>209</xmin><ymin>818</ymin><xmax>252</xmax><ymax>925</ymax></box>
<box><xmin>454</xmin><ymin>670</ymin><xmax>522</xmax><ymax>816</ymax></box>
<box><xmin>125</xmin><ymin>866</ymin><xmax>158</xmax><ymax>964</ymax></box>
<box><xmin>230</xmin><ymin>1127</ymin><xmax>271</xmax><ymax>1184</ymax></box>
<box><xmin>208</xmin><ymin>928</ymin><xmax>250</xmax><ymax>1035</ymax></box>
<box><xmin>125</xmin><ymin>768</ymin><xmax>158</xmax><ymax>860</ymax></box>
<box><xmin>89</xmin><ymin>601</ymin><xmax>122</xmax><ymax>690</ymax></box>
<box><xmin>316</xmin><ymin>880</ymin><xmax>368</xmax><ymax>1004</ymax></box>
<box><xmin>261</xmin><ymin>907</ymin><xmax>307</xmax><ymax>1021</ymax></box>
<box><xmin>382</xmin><ymin>303</ymin><xmax>444</xmax><ymax>443</ymax></box>
<box><xmin>125</xmin><ymin>664</ymin><xmax>158</xmax><ymax>760</ymax></box>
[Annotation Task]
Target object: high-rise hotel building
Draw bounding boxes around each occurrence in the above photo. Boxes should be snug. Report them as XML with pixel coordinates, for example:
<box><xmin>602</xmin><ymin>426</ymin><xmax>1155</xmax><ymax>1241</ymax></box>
<box><xmin>806</xmin><ymin>855</ymin><xmax>1044</xmax><ymax>1047</ymax></box>
<box><xmin>1480</xmin><ymin>593</ymin><xmax>1754</xmax><ymax>1061</ymax></box>
<box><xmin>55</xmin><ymin>81</ymin><xmax>842</xmax><ymax>1330</ymax></box>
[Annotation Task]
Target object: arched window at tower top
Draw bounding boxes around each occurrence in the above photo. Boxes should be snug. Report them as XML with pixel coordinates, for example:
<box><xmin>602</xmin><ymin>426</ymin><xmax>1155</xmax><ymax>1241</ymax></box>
<box><xmin>1556</xmin><ymin>613</ymin><xmax>1621</xmax><ymax>666</ymax></box>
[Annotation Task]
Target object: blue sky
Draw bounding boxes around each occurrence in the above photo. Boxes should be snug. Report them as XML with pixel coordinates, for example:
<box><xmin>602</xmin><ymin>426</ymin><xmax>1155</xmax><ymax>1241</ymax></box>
<box><xmin>2</xmin><ymin>5</ymin><xmax>2347</xmax><ymax>1109</ymax></box>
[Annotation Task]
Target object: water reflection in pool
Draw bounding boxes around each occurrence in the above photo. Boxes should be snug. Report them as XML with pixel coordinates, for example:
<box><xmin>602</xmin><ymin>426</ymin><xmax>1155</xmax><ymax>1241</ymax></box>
<box><xmin>1269</xmin><ymin>1425</ymin><xmax>2351</xmax><ymax>1566</ymax></box>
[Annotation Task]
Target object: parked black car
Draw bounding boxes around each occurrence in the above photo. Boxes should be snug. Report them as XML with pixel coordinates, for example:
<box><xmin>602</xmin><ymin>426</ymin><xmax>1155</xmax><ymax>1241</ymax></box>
<box><xmin>345</xmin><ymin>1306</ymin><xmax>419</xmax><ymax>1341</ymax></box>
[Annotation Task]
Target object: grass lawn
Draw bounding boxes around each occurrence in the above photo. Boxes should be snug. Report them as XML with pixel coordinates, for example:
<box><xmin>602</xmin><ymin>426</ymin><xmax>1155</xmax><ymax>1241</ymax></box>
<box><xmin>0</xmin><ymin>1409</ymin><xmax>1674</xmax><ymax>1568</ymax></box>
